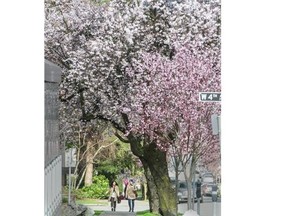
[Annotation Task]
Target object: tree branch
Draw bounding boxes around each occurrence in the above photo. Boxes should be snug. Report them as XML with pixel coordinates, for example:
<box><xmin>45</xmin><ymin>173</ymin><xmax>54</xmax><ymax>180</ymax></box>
<box><xmin>114</xmin><ymin>130</ymin><xmax>130</xmax><ymax>143</ymax></box>
<box><xmin>93</xmin><ymin>138</ymin><xmax>119</xmax><ymax>159</ymax></box>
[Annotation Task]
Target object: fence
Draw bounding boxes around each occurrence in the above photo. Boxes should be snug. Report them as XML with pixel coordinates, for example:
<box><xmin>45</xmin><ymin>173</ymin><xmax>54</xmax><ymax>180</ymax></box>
<box><xmin>45</xmin><ymin>155</ymin><xmax>62</xmax><ymax>216</ymax></box>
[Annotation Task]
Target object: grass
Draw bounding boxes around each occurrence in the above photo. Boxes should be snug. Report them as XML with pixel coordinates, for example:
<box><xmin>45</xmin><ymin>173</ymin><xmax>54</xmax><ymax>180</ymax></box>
<box><xmin>93</xmin><ymin>210</ymin><xmax>104</xmax><ymax>216</ymax></box>
<box><xmin>136</xmin><ymin>210</ymin><xmax>160</xmax><ymax>216</ymax></box>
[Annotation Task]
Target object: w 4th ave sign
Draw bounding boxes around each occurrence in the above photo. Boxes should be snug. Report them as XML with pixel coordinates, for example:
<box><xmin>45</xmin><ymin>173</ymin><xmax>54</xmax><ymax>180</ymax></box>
<box><xmin>199</xmin><ymin>92</ymin><xmax>221</xmax><ymax>102</ymax></box>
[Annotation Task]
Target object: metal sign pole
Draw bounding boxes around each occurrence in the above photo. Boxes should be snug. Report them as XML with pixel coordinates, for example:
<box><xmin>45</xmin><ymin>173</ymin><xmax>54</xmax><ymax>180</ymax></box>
<box><xmin>213</xmin><ymin>201</ymin><xmax>217</xmax><ymax>216</ymax></box>
<box><xmin>192</xmin><ymin>173</ymin><xmax>195</xmax><ymax>210</ymax></box>
<box><xmin>218</xmin><ymin>115</ymin><xmax>221</xmax><ymax>146</ymax></box>
<box><xmin>197</xmin><ymin>198</ymin><xmax>200</xmax><ymax>215</ymax></box>
<box><xmin>68</xmin><ymin>148</ymin><xmax>72</xmax><ymax>205</ymax></box>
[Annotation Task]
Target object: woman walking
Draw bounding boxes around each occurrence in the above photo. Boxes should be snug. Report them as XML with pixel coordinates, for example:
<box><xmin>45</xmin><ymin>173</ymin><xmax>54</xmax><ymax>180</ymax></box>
<box><xmin>125</xmin><ymin>179</ymin><xmax>137</xmax><ymax>212</ymax></box>
<box><xmin>108</xmin><ymin>181</ymin><xmax>120</xmax><ymax>211</ymax></box>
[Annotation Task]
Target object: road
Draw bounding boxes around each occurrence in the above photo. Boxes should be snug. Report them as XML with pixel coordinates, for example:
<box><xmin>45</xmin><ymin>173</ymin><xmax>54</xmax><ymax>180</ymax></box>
<box><xmin>178</xmin><ymin>198</ymin><xmax>221</xmax><ymax>216</ymax></box>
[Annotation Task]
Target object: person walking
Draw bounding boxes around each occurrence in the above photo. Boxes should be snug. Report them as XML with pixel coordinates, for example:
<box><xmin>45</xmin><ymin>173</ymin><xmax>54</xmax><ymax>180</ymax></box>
<box><xmin>125</xmin><ymin>179</ymin><xmax>137</xmax><ymax>212</ymax></box>
<box><xmin>108</xmin><ymin>181</ymin><xmax>120</xmax><ymax>211</ymax></box>
<box><xmin>123</xmin><ymin>177</ymin><xmax>129</xmax><ymax>198</ymax></box>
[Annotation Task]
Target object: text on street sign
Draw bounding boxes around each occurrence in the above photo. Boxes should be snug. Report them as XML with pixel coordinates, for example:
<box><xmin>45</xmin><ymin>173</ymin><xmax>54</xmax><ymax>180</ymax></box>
<box><xmin>199</xmin><ymin>92</ymin><xmax>221</xmax><ymax>102</ymax></box>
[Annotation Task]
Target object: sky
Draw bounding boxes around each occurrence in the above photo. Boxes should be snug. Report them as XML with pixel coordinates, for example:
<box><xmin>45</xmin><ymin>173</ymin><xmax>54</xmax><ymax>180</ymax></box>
<box><xmin>0</xmin><ymin>0</ymin><xmax>288</xmax><ymax>215</ymax></box>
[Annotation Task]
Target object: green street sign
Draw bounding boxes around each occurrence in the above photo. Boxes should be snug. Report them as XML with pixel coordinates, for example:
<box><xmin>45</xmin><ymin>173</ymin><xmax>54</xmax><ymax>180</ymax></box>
<box><xmin>199</xmin><ymin>92</ymin><xmax>221</xmax><ymax>102</ymax></box>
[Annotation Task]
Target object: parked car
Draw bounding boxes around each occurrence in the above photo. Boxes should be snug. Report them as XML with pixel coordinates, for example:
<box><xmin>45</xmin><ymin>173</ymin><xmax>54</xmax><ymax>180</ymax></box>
<box><xmin>202</xmin><ymin>182</ymin><xmax>220</xmax><ymax>202</ymax></box>
<box><xmin>201</xmin><ymin>172</ymin><xmax>214</xmax><ymax>184</ymax></box>
<box><xmin>201</xmin><ymin>183</ymin><xmax>213</xmax><ymax>196</ymax></box>
<box><xmin>176</xmin><ymin>181</ymin><xmax>203</xmax><ymax>203</ymax></box>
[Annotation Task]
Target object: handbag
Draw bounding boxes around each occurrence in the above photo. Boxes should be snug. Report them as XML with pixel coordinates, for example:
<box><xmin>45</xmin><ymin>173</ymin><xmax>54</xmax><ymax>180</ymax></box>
<box><xmin>117</xmin><ymin>196</ymin><xmax>121</xmax><ymax>204</ymax></box>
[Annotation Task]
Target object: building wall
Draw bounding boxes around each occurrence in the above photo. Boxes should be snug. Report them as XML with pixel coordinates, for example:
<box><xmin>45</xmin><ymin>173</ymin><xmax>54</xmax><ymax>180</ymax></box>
<box><xmin>45</xmin><ymin>60</ymin><xmax>62</xmax><ymax>216</ymax></box>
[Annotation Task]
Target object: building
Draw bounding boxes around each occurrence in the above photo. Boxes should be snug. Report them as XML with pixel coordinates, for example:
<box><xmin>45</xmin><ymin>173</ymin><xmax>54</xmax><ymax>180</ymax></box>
<box><xmin>45</xmin><ymin>59</ymin><xmax>63</xmax><ymax>216</ymax></box>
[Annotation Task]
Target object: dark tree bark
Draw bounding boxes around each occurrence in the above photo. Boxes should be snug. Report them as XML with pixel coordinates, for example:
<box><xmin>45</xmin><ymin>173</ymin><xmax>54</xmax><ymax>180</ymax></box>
<box><xmin>127</xmin><ymin>134</ymin><xmax>160</xmax><ymax>214</ymax></box>
<box><xmin>141</xmin><ymin>158</ymin><xmax>160</xmax><ymax>214</ymax></box>
<box><xmin>127</xmin><ymin>133</ymin><xmax>177</xmax><ymax>216</ymax></box>
<box><xmin>142</xmin><ymin>142</ymin><xmax>177</xmax><ymax>216</ymax></box>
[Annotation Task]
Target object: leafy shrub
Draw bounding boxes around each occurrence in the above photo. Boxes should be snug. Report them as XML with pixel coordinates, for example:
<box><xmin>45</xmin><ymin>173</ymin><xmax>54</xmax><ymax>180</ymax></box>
<box><xmin>62</xmin><ymin>196</ymin><xmax>68</xmax><ymax>203</ymax></box>
<box><xmin>76</xmin><ymin>175</ymin><xmax>109</xmax><ymax>199</ymax></box>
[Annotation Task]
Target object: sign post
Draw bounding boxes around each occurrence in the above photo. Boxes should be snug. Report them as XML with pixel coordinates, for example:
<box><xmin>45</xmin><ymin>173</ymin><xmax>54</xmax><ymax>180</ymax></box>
<box><xmin>211</xmin><ymin>114</ymin><xmax>220</xmax><ymax>135</ymax></box>
<box><xmin>65</xmin><ymin>148</ymin><xmax>76</xmax><ymax>205</ymax></box>
<box><xmin>68</xmin><ymin>148</ymin><xmax>72</xmax><ymax>205</ymax></box>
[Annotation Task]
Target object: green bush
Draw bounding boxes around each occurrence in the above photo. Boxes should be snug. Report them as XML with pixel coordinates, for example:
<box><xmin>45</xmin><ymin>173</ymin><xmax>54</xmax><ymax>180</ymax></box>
<box><xmin>62</xmin><ymin>196</ymin><xmax>68</xmax><ymax>203</ymax></box>
<box><xmin>76</xmin><ymin>175</ymin><xmax>109</xmax><ymax>199</ymax></box>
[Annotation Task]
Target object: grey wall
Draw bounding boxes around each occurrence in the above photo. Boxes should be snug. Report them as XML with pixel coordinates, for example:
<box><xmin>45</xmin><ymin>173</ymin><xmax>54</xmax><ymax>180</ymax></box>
<box><xmin>45</xmin><ymin>60</ymin><xmax>62</xmax><ymax>166</ymax></box>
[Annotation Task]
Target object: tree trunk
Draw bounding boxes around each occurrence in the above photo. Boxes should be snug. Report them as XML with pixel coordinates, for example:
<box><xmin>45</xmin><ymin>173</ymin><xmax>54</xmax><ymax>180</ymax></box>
<box><xmin>174</xmin><ymin>156</ymin><xmax>180</xmax><ymax>214</ymax></box>
<box><xmin>186</xmin><ymin>174</ymin><xmax>193</xmax><ymax>210</ymax></box>
<box><xmin>183</xmin><ymin>156</ymin><xmax>196</xmax><ymax>210</ymax></box>
<box><xmin>191</xmin><ymin>162</ymin><xmax>197</xmax><ymax>210</ymax></box>
<box><xmin>127</xmin><ymin>134</ymin><xmax>177</xmax><ymax>216</ymax></box>
<box><xmin>142</xmin><ymin>159</ymin><xmax>160</xmax><ymax>214</ymax></box>
<box><xmin>143</xmin><ymin>183</ymin><xmax>147</xmax><ymax>200</ymax></box>
<box><xmin>143</xmin><ymin>142</ymin><xmax>177</xmax><ymax>216</ymax></box>
<box><xmin>84</xmin><ymin>140</ymin><xmax>94</xmax><ymax>186</ymax></box>
<box><xmin>128</xmin><ymin>135</ymin><xmax>160</xmax><ymax>214</ymax></box>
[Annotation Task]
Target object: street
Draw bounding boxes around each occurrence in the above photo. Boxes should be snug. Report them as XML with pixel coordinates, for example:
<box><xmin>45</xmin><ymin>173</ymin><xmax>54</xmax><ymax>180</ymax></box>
<box><xmin>178</xmin><ymin>198</ymin><xmax>221</xmax><ymax>216</ymax></box>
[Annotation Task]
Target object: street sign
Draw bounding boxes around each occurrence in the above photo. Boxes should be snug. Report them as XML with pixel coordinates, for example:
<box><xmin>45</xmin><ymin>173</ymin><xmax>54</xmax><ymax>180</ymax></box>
<box><xmin>65</xmin><ymin>148</ymin><xmax>77</xmax><ymax>167</ymax></box>
<box><xmin>199</xmin><ymin>92</ymin><xmax>221</xmax><ymax>102</ymax></box>
<box><xmin>211</xmin><ymin>114</ymin><xmax>220</xmax><ymax>135</ymax></box>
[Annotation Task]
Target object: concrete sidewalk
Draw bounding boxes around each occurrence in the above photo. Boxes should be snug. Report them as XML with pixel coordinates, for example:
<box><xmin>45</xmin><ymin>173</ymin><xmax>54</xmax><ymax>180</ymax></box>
<box><xmin>83</xmin><ymin>200</ymin><xmax>215</xmax><ymax>216</ymax></box>
<box><xmin>84</xmin><ymin>200</ymin><xmax>150</xmax><ymax>215</ymax></box>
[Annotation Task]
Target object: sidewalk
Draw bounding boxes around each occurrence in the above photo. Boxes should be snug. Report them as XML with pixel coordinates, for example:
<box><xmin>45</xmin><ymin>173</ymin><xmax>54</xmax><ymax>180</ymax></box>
<box><xmin>83</xmin><ymin>200</ymin><xmax>215</xmax><ymax>216</ymax></box>
<box><xmin>84</xmin><ymin>199</ymin><xmax>150</xmax><ymax>215</ymax></box>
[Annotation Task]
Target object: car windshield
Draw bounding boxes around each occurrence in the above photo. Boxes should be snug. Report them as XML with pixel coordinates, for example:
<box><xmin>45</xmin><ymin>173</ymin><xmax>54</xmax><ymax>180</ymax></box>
<box><xmin>179</xmin><ymin>182</ymin><xmax>186</xmax><ymax>188</ymax></box>
<box><xmin>171</xmin><ymin>179</ymin><xmax>201</xmax><ymax>187</ymax></box>
<box><xmin>202</xmin><ymin>177</ymin><xmax>214</xmax><ymax>183</ymax></box>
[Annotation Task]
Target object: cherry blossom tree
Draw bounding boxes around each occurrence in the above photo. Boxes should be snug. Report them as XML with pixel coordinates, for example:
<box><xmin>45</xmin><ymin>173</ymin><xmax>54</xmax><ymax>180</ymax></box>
<box><xmin>123</xmin><ymin>44</ymin><xmax>220</xmax><ymax>210</ymax></box>
<box><xmin>45</xmin><ymin>0</ymin><xmax>221</xmax><ymax>215</ymax></box>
